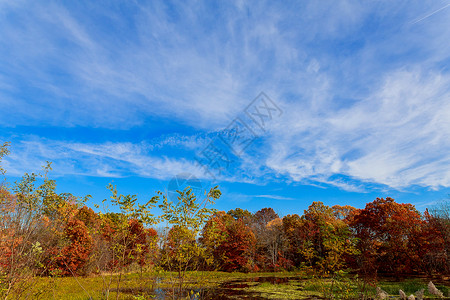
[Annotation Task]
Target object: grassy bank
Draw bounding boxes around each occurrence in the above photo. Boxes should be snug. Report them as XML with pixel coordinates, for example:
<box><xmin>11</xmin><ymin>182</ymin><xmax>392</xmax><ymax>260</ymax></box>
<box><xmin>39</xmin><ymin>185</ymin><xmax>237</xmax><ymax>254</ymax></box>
<box><xmin>7</xmin><ymin>271</ymin><xmax>450</xmax><ymax>299</ymax></box>
<box><xmin>15</xmin><ymin>271</ymin><xmax>297</xmax><ymax>299</ymax></box>
<box><xmin>245</xmin><ymin>276</ymin><xmax>449</xmax><ymax>299</ymax></box>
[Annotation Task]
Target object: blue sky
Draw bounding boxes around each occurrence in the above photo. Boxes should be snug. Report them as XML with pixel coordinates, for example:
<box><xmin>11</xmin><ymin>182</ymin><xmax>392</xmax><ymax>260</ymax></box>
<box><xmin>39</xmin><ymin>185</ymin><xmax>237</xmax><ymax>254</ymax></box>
<box><xmin>1</xmin><ymin>1</ymin><xmax>449</xmax><ymax>216</ymax></box>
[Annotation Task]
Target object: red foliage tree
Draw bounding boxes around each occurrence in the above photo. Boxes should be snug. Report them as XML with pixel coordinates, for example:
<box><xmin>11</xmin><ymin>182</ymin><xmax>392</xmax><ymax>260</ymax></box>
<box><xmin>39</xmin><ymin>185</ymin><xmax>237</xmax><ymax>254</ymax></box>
<box><xmin>201</xmin><ymin>212</ymin><xmax>256</xmax><ymax>272</ymax></box>
<box><xmin>348</xmin><ymin>197</ymin><xmax>424</xmax><ymax>275</ymax></box>
<box><xmin>0</xmin><ymin>189</ymin><xmax>16</xmax><ymax>271</ymax></box>
<box><xmin>218</xmin><ymin>219</ymin><xmax>256</xmax><ymax>272</ymax></box>
<box><xmin>282</xmin><ymin>202</ymin><xmax>356</xmax><ymax>273</ymax></box>
<box><xmin>56</xmin><ymin>218</ymin><xmax>93</xmax><ymax>275</ymax></box>
<box><xmin>75</xmin><ymin>206</ymin><xmax>98</xmax><ymax>229</ymax></box>
<box><xmin>282</xmin><ymin>214</ymin><xmax>303</xmax><ymax>267</ymax></box>
<box><xmin>421</xmin><ymin>208</ymin><xmax>449</xmax><ymax>274</ymax></box>
<box><xmin>124</xmin><ymin>219</ymin><xmax>158</xmax><ymax>267</ymax></box>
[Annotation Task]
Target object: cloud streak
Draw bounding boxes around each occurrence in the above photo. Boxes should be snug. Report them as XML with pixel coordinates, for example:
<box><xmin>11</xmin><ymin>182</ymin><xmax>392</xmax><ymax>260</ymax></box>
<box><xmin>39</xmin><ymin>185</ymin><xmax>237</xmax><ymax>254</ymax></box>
<box><xmin>264</xmin><ymin>68</ymin><xmax>450</xmax><ymax>190</ymax></box>
<box><xmin>0</xmin><ymin>1</ymin><xmax>449</xmax><ymax>194</ymax></box>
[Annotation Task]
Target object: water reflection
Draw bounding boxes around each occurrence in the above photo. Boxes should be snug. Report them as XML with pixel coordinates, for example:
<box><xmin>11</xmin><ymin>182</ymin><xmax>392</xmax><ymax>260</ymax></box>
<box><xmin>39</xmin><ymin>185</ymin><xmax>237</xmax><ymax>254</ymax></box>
<box><xmin>119</xmin><ymin>276</ymin><xmax>316</xmax><ymax>299</ymax></box>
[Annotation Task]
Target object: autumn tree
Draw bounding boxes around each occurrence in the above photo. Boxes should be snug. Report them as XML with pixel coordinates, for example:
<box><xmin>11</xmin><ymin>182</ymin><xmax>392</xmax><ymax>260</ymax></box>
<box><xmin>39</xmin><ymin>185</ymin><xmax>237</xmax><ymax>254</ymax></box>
<box><xmin>0</xmin><ymin>144</ymin><xmax>90</xmax><ymax>298</ymax></box>
<box><xmin>263</xmin><ymin>218</ymin><xmax>290</xmax><ymax>270</ymax></box>
<box><xmin>250</xmin><ymin>208</ymin><xmax>281</xmax><ymax>270</ymax></box>
<box><xmin>95</xmin><ymin>184</ymin><xmax>159</xmax><ymax>300</ymax></box>
<box><xmin>254</xmin><ymin>207</ymin><xmax>278</xmax><ymax>226</ymax></box>
<box><xmin>348</xmin><ymin>197</ymin><xmax>424</xmax><ymax>276</ymax></box>
<box><xmin>281</xmin><ymin>203</ymin><xmax>357</xmax><ymax>274</ymax></box>
<box><xmin>54</xmin><ymin>218</ymin><xmax>93</xmax><ymax>276</ymax></box>
<box><xmin>200</xmin><ymin>212</ymin><xmax>229</xmax><ymax>270</ymax></box>
<box><xmin>75</xmin><ymin>206</ymin><xmax>99</xmax><ymax>230</ymax></box>
<box><xmin>282</xmin><ymin>214</ymin><xmax>308</xmax><ymax>268</ymax></box>
<box><xmin>332</xmin><ymin>205</ymin><xmax>356</xmax><ymax>221</ymax></box>
<box><xmin>421</xmin><ymin>201</ymin><xmax>450</xmax><ymax>274</ymax></box>
<box><xmin>162</xmin><ymin>225</ymin><xmax>199</xmax><ymax>273</ymax></box>
<box><xmin>157</xmin><ymin>185</ymin><xmax>221</xmax><ymax>296</ymax></box>
<box><xmin>129</xmin><ymin>221</ymin><xmax>158</xmax><ymax>271</ymax></box>
<box><xmin>220</xmin><ymin>219</ymin><xmax>257</xmax><ymax>272</ymax></box>
<box><xmin>201</xmin><ymin>211</ymin><xmax>256</xmax><ymax>272</ymax></box>
<box><xmin>303</xmin><ymin>202</ymin><xmax>358</xmax><ymax>273</ymax></box>
<box><xmin>0</xmin><ymin>142</ymin><xmax>9</xmax><ymax>186</ymax></box>
<box><xmin>227</xmin><ymin>208</ymin><xmax>253</xmax><ymax>225</ymax></box>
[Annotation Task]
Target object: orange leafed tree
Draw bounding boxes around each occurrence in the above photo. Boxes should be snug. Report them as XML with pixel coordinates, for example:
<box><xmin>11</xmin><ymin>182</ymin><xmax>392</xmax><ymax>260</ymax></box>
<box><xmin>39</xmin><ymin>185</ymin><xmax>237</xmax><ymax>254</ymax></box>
<box><xmin>55</xmin><ymin>218</ymin><xmax>93</xmax><ymax>276</ymax></box>
<box><xmin>201</xmin><ymin>211</ymin><xmax>257</xmax><ymax>272</ymax></box>
<box><xmin>348</xmin><ymin>197</ymin><xmax>424</xmax><ymax>276</ymax></box>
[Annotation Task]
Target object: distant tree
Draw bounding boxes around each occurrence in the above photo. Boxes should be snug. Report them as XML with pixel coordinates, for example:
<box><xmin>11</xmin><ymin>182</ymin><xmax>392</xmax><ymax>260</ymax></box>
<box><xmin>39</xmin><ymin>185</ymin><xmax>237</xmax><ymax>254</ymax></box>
<box><xmin>75</xmin><ymin>206</ymin><xmax>98</xmax><ymax>229</ymax></box>
<box><xmin>282</xmin><ymin>214</ymin><xmax>307</xmax><ymax>267</ymax></box>
<box><xmin>96</xmin><ymin>184</ymin><xmax>158</xmax><ymax>300</ymax></box>
<box><xmin>141</xmin><ymin>227</ymin><xmax>158</xmax><ymax>270</ymax></box>
<box><xmin>332</xmin><ymin>205</ymin><xmax>356</xmax><ymax>221</ymax></box>
<box><xmin>200</xmin><ymin>212</ymin><xmax>230</xmax><ymax>270</ymax></box>
<box><xmin>264</xmin><ymin>218</ymin><xmax>290</xmax><ymax>270</ymax></box>
<box><xmin>281</xmin><ymin>203</ymin><xmax>357</xmax><ymax>274</ymax></box>
<box><xmin>54</xmin><ymin>218</ymin><xmax>93</xmax><ymax>276</ymax></box>
<box><xmin>157</xmin><ymin>186</ymin><xmax>221</xmax><ymax>296</ymax></box>
<box><xmin>227</xmin><ymin>208</ymin><xmax>253</xmax><ymax>224</ymax></box>
<box><xmin>219</xmin><ymin>219</ymin><xmax>257</xmax><ymax>272</ymax></box>
<box><xmin>201</xmin><ymin>212</ymin><xmax>256</xmax><ymax>272</ymax></box>
<box><xmin>162</xmin><ymin>225</ymin><xmax>198</xmax><ymax>273</ymax></box>
<box><xmin>422</xmin><ymin>200</ymin><xmax>450</xmax><ymax>274</ymax></box>
<box><xmin>254</xmin><ymin>207</ymin><xmax>279</xmax><ymax>225</ymax></box>
<box><xmin>348</xmin><ymin>197</ymin><xmax>423</xmax><ymax>276</ymax></box>
<box><xmin>302</xmin><ymin>202</ymin><xmax>357</xmax><ymax>274</ymax></box>
<box><xmin>251</xmin><ymin>207</ymin><xmax>281</xmax><ymax>270</ymax></box>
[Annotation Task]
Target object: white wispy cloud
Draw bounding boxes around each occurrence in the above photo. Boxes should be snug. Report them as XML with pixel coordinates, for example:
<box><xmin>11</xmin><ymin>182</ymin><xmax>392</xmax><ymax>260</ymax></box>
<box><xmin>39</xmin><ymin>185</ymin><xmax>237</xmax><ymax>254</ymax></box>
<box><xmin>264</xmin><ymin>68</ymin><xmax>450</xmax><ymax>190</ymax></box>
<box><xmin>252</xmin><ymin>194</ymin><xmax>297</xmax><ymax>201</ymax></box>
<box><xmin>0</xmin><ymin>1</ymin><xmax>251</xmax><ymax>129</ymax></box>
<box><xmin>0</xmin><ymin>1</ymin><xmax>449</xmax><ymax>192</ymax></box>
<box><xmin>3</xmin><ymin>139</ymin><xmax>203</xmax><ymax>180</ymax></box>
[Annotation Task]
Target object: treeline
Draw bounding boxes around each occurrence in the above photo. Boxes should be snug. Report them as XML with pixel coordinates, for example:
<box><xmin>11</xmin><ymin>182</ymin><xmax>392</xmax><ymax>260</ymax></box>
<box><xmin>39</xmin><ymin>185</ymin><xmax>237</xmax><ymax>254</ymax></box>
<box><xmin>202</xmin><ymin>200</ymin><xmax>449</xmax><ymax>276</ymax></box>
<box><xmin>1</xmin><ymin>180</ymin><xmax>449</xmax><ymax>278</ymax></box>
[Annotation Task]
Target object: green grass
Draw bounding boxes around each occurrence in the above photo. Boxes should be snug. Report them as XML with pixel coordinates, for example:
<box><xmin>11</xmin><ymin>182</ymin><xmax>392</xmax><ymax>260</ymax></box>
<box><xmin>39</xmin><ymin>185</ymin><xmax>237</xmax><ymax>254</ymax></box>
<box><xmin>378</xmin><ymin>279</ymin><xmax>449</xmax><ymax>298</ymax></box>
<box><xmin>4</xmin><ymin>271</ymin><xmax>450</xmax><ymax>299</ymax></box>
<box><xmin>11</xmin><ymin>271</ymin><xmax>302</xmax><ymax>299</ymax></box>
<box><xmin>244</xmin><ymin>280</ymin><xmax>322</xmax><ymax>299</ymax></box>
<box><xmin>244</xmin><ymin>277</ymin><xmax>449</xmax><ymax>300</ymax></box>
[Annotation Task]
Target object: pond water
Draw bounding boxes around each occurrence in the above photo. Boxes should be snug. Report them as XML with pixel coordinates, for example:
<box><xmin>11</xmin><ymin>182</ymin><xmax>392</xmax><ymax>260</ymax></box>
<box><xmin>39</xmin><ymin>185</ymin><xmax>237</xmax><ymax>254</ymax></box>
<box><xmin>119</xmin><ymin>276</ymin><xmax>450</xmax><ymax>299</ymax></box>
<box><xmin>120</xmin><ymin>276</ymin><xmax>322</xmax><ymax>299</ymax></box>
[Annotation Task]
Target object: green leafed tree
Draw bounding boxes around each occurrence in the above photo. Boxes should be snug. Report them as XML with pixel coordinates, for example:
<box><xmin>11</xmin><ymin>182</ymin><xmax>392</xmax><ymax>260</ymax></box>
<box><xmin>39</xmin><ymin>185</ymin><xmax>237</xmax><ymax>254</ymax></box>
<box><xmin>95</xmin><ymin>183</ymin><xmax>159</xmax><ymax>300</ymax></box>
<box><xmin>157</xmin><ymin>185</ymin><xmax>221</xmax><ymax>296</ymax></box>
